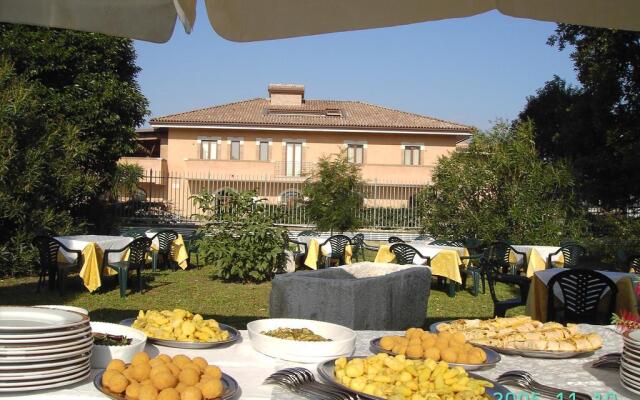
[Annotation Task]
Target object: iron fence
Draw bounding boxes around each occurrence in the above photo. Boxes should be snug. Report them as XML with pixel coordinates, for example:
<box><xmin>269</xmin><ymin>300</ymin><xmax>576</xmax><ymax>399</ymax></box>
<box><xmin>117</xmin><ymin>171</ymin><xmax>427</xmax><ymax>229</ymax></box>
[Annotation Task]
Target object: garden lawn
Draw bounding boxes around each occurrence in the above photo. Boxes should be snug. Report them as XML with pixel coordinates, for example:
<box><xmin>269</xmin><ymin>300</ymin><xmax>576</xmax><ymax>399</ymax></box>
<box><xmin>0</xmin><ymin>265</ymin><xmax>524</xmax><ymax>329</ymax></box>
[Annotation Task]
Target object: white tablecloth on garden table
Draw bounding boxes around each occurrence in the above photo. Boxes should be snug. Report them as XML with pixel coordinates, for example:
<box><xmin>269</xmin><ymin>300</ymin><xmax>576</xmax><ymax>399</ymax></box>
<box><xmin>510</xmin><ymin>244</ymin><xmax>562</xmax><ymax>276</ymax></box>
<box><xmin>407</xmin><ymin>243</ymin><xmax>467</xmax><ymax>264</ymax></box>
<box><xmin>3</xmin><ymin>325</ymin><xmax>634</xmax><ymax>399</ymax></box>
<box><xmin>56</xmin><ymin>235</ymin><xmax>132</xmax><ymax>264</ymax></box>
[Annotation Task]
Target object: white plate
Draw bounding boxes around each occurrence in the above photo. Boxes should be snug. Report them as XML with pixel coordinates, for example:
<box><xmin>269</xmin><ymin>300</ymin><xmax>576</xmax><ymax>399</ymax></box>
<box><xmin>0</xmin><ymin>369</ymin><xmax>90</xmax><ymax>392</ymax></box>
<box><xmin>622</xmin><ymin>357</ymin><xmax>640</xmax><ymax>375</ymax></box>
<box><xmin>0</xmin><ymin>326</ymin><xmax>92</xmax><ymax>344</ymax></box>
<box><xmin>0</xmin><ymin>336</ymin><xmax>93</xmax><ymax>355</ymax></box>
<box><xmin>625</xmin><ymin>348</ymin><xmax>640</xmax><ymax>362</ymax></box>
<box><xmin>620</xmin><ymin>374</ymin><xmax>640</xmax><ymax>396</ymax></box>
<box><xmin>0</xmin><ymin>307</ymin><xmax>88</xmax><ymax>332</ymax></box>
<box><xmin>0</xmin><ymin>353</ymin><xmax>90</xmax><ymax>370</ymax></box>
<box><xmin>0</xmin><ymin>343</ymin><xmax>92</xmax><ymax>363</ymax></box>
<box><xmin>620</xmin><ymin>365</ymin><xmax>640</xmax><ymax>386</ymax></box>
<box><xmin>0</xmin><ymin>359</ymin><xmax>90</xmax><ymax>378</ymax></box>
<box><xmin>0</xmin><ymin>360</ymin><xmax>89</xmax><ymax>382</ymax></box>
<box><xmin>34</xmin><ymin>305</ymin><xmax>89</xmax><ymax>316</ymax></box>
<box><xmin>247</xmin><ymin>318</ymin><xmax>356</xmax><ymax>363</ymax></box>
<box><xmin>0</xmin><ymin>323</ymin><xmax>90</xmax><ymax>339</ymax></box>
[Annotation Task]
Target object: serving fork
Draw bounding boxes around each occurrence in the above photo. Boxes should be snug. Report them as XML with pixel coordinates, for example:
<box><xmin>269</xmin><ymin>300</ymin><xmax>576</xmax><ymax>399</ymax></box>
<box><xmin>497</xmin><ymin>370</ymin><xmax>592</xmax><ymax>400</ymax></box>
<box><xmin>264</xmin><ymin>367</ymin><xmax>361</xmax><ymax>400</ymax></box>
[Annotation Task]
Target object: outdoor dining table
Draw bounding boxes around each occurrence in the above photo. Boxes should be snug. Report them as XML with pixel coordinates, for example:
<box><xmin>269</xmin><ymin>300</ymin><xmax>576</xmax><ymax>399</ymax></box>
<box><xmin>54</xmin><ymin>235</ymin><xmax>133</xmax><ymax>292</ymax></box>
<box><xmin>525</xmin><ymin>268</ymin><xmax>640</xmax><ymax>322</ymax></box>
<box><xmin>297</xmin><ymin>235</ymin><xmax>353</xmax><ymax>270</ymax></box>
<box><xmin>374</xmin><ymin>242</ymin><xmax>468</xmax><ymax>285</ymax></box>
<box><xmin>2</xmin><ymin>324</ymin><xmax>636</xmax><ymax>399</ymax></box>
<box><xmin>144</xmin><ymin>229</ymin><xmax>190</xmax><ymax>270</ymax></box>
<box><xmin>509</xmin><ymin>244</ymin><xmax>564</xmax><ymax>277</ymax></box>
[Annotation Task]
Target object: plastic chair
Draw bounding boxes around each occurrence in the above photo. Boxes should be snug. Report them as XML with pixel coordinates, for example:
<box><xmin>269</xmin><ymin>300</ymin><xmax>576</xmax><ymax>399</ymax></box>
<box><xmin>351</xmin><ymin>233</ymin><xmax>378</xmax><ymax>262</ymax></box>
<box><xmin>103</xmin><ymin>237</ymin><xmax>152</xmax><ymax>298</ymax></box>
<box><xmin>282</xmin><ymin>231</ymin><xmax>308</xmax><ymax>270</ymax></box>
<box><xmin>388</xmin><ymin>236</ymin><xmax>404</xmax><ymax>244</ymax></box>
<box><xmin>319</xmin><ymin>235</ymin><xmax>353</xmax><ymax>268</ymax></box>
<box><xmin>487</xmin><ymin>241</ymin><xmax>527</xmax><ymax>275</ymax></box>
<box><xmin>33</xmin><ymin>236</ymin><xmax>82</xmax><ymax>295</ymax></box>
<box><xmin>482</xmin><ymin>255</ymin><xmax>530</xmax><ymax>317</ymax></box>
<box><xmin>149</xmin><ymin>230</ymin><xmax>178</xmax><ymax>271</ymax></box>
<box><xmin>186</xmin><ymin>230</ymin><xmax>204</xmax><ymax>268</ymax></box>
<box><xmin>548</xmin><ymin>243</ymin><xmax>587</xmax><ymax>269</ymax></box>
<box><xmin>414</xmin><ymin>234</ymin><xmax>431</xmax><ymax>241</ymax></box>
<box><xmin>546</xmin><ymin>268</ymin><xmax>617</xmax><ymax>324</ymax></box>
<box><xmin>389</xmin><ymin>243</ymin><xmax>431</xmax><ymax>266</ymax></box>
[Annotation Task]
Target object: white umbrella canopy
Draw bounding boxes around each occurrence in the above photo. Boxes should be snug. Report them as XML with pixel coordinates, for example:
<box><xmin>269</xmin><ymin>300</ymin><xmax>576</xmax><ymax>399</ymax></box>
<box><xmin>0</xmin><ymin>0</ymin><xmax>638</xmax><ymax>43</ymax></box>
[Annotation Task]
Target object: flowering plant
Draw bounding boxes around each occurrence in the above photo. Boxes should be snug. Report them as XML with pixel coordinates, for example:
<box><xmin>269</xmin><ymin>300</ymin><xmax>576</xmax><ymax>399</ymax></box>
<box><xmin>612</xmin><ymin>310</ymin><xmax>640</xmax><ymax>333</ymax></box>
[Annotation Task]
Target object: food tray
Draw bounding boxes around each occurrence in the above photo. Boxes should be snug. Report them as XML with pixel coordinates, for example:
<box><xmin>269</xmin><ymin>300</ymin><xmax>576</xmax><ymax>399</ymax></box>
<box><xmin>430</xmin><ymin>321</ymin><xmax>597</xmax><ymax>359</ymax></box>
<box><xmin>94</xmin><ymin>370</ymin><xmax>240</xmax><ymax>399</ymax></box>
<box><xmin>317</xmin><ymin>357</ymin><xmax>512</xmax><ymax>400</ymax></box>
<box><xmin>369</xmin><ymin>337</ymin><xmax>501</xmax><ymax>370</ymax></box>
<box><xmin>120</xmin><ymin>318</ymin><xmax>239</xmax><ymax>349</ymax></box>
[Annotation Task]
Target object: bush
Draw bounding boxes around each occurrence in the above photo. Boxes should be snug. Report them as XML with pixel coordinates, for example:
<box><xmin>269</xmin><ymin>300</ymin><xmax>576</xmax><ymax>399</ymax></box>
<box><xmin>191</xmin><ymin>190</ymin><xmax>284</xmax><ymax>283</ymax></box>
<box><xmin>417</xmin><ymin>121</ymin><xmax>587</xmax><ymax>244</ymax></box>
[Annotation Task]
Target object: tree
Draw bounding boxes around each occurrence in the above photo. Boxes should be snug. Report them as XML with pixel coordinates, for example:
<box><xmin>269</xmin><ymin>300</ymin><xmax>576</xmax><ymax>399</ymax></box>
<box><xmin>519</xmin><ymin>25</ymin><xmax>640</xmax><ymax>210</ymax></box>
<box><xmin>303</xmin><ymin>151</ymin><xmax>364</xmax><ymax>233</ymax></box>
<box><xmin>111</xmin><ymin>163</ymin><xmax>144</xmax><ymax>201</ymax></box>
<box><xmin>417</xmin><ymin>122</ymin><xmax>586</xmax><ymax>244</ymax></box>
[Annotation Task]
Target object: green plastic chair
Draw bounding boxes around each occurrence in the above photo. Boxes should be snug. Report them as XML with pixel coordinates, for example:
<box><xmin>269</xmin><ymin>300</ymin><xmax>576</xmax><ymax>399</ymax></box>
<box><xmin>33</xmin><ymin>236</ymin><xmax>82</xmax><ymax>296</ymax></box>
<box><xmin>102</xmin><ymin>237</ymin><xmax>152</xmax><ymax>298</ymax></box>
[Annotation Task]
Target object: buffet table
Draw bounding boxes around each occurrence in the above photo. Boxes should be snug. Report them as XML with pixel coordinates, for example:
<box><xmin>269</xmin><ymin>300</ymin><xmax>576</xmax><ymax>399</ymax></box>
<box><xmin>1</xmin><ymin>325</ymin><xmax>636</xmax><ymax>399</ymax></box>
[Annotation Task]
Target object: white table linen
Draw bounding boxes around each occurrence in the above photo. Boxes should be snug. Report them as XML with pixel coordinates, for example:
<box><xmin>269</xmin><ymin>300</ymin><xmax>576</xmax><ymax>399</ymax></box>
<box><xmin>55</xmin><ymin>235</ymin><xmax>133</xmax><ymax>263</ymax></box>
<box><xmin>0</xmin><ymin>325</ymin><xmax>635</xmax><ymax>399</ymax></box>
<box><xmin>511</xmin><ymin>244</ymin><xmax>562</xmax><ymax>266</ymax></box>
<box><xmin>406</xmin><ymin>243</ymin><xmax>466</xmax><ymax>265</ymax></box>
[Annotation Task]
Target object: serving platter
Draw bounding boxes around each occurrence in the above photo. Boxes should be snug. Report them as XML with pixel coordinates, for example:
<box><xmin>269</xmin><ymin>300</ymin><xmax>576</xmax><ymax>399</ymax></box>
<box><xmin>120</xmin><ymin>318</ymin><xmax>240</xmax><ymax>349</ymax></box>
<box><xmin>429</xmin><ymin>321</ymin><xmax>596</xmax><ymax>359</ymax></box>
<box><xmin>369</xmin><ymin>337</ymin><xmax>501</xmax><ymax>370</ymax></box>
<box><xmin>94</xmin><ymin>369</ymin><xmax>240</xmax><ymax>399</ymax></box>
<box><xmin>0</xmin><ymin>306</ymin><xmax>89</xmax><ymax>332</ymax></box>
<box><xmin>317</xmin><ymin>357</ymin><xmax>512</xmax><ymax>400</ymax></box>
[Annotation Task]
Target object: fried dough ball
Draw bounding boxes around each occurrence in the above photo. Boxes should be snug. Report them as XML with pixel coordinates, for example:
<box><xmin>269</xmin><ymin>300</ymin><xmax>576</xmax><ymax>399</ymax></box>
<box><xmin>150</xmin><ymin>365</ymin><xmax>172</xmax><ymax>378</ymax></box>
<box><xmin>132</xmin><ymin>352</ymin><xmax>151</xmax><ymax>365</ymax></box>
<box><xmin>107</xmin><ymin>359</ymin><xmax>126</xmax><ymax>372</ymax></box>
<box><xmin>141</xmin><ymin>379</ymin><xmax>153</xmax><ymax>386</ymax></box>
<box><xmin>451</xmin><ymin>332</ymin><xmax>466</xmax><ymax>344</ymax></box>
<box><xmin>192</xmin><ymin>357</ymin><xmax>208</xmax><ymax>371</ymax></box>
<box><xmin>158</xmin><ymin>388</ymin><xmax>181</xmax><ymax>400</ymax></box>
<box><xmin>167</xmin><ymin>363</ymin><xmax>181</xmax><ymax>377</ymax></box>
<box><xmin>181</xmin><ymin>386</ymin><xmax>203</xmax><ymax>400</ymax></box>
<box><xmin>182</xmin><ymin>362</ymin><xmax>200</xmax><ymax>373</ymax></box>
<box><xmin>139</xmin><ymin>384</ymin><xmax>159</xmax><ymax>400</ymax></box>
<box><xmin>200</xmin><ymin>379</ymin><xmax>224</xmax><ymax>400</ymax></box>
<box><xmin>126</xmin><ymin>382</ymin><xmax>142</xmax><ymax>399</ymax></box>
<box><xmin>434</xmin><ymin>339</ymin><xmax>449</xmax><ymax>350</ymax></box>
<box><xmin>152</xmin><ymin>372</ymin><xmax>178</xmax><ymax>390</ymax></box>
<box><xmin>405</xmin><ymin>345</ymin><xmax>423</xmax><ymax>359</ymax></box>
<box><xmin>133</xmin><ymin>363</ymin><xmax>152</xmax><ymax>381</ymax></box>
<box><xmin>438</xmin><ymin>331</ymin><xmax>452</xmax><ymax>341</ymax></box>
<box><xmin>199</xmin><ymin>375</ymin><xmax>216</xmax><ymax>384</ymax></box>
<box><xmin>203</xmin><ymin>365</ymin><xmax>222</xmax><ymax>379</ymax></box>
<box><xmin>179</xmin><ymin>368</ymin><xmax>200</xmax><ymax>386</ymax></box>
<box><xmin>441</xmin><ymin>348</ymin><xmax>458</xmax><ymax>363</ymax></box>
<box><xmin>108</xmin><ymin>372</ymin><xmax>129</xmax><ymax>394</ymax></box>
<box><xmin>379</xmin><ymin>336</ymin><xmax>395</xmax><ymax>351</ymax></box>
<box><xmin>157</xmin><ymin>354</ymin><xmax>172</xmax><ymax>364</ymax></box>
<box><xmin>173</xmin><ymin>355</ymin><xmax>191</xmax><ymax>368</ymax></box>
<box><xmin>150</xmin><ymin>358</ymin><xmax>166</xmax><ymax>368</ymax></box>
<box><xmin>456</xmin><ymin>353</ymin><xmax>469</xmax><ymax>364</ymax></box>
<box><xmin>421</xmin><ymin>336</ymin><xmax>436</xmax><ymax>349</ymax></box>
<box><xmin>423</xmin><ymin>347</ymin><xmax>440</xmax><ymax>361</ymax></box>
<box><xmin>391</xmin><ymin>343</ymin><xmax>407</xmax><ymax>355</ymax></box>
<box><xmin>102</xmin><ymin>369</ymin><xmax>120</xmax><ymax>387</ymax></box>
<box><xmin>175</xmin><ymin>382</ymin><xmax>188</xmax><ymax>393</ymax></box>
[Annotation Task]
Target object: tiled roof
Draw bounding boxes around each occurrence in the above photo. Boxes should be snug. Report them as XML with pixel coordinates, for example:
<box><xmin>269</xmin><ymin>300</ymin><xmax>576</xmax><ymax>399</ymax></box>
<box><xmin>150</xmin><ymin>98</ymin><xmax>473</xmax><ymax>132</ymax></box>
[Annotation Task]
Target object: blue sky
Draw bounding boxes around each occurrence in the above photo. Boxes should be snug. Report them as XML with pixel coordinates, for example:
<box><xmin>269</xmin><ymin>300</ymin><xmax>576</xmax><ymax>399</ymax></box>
<box><xmin>134</xmin><ymin>6</ymin><xmax>578</xmax><ymax>131</ymax></box>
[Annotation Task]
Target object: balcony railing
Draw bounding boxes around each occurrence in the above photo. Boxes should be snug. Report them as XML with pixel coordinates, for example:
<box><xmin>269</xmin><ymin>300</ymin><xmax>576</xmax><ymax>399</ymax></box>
<box><xmin>273</xmin><ymin>161</ymin><xmax>315</xmax><ymax>177</ymax></box>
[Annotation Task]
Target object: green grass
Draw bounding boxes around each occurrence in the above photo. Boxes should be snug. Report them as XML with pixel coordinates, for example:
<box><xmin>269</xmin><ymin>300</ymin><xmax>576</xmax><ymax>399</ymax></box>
<box><xmin>0</xmin><ymin>264</ymin><xmax>524</xmax><ymax>329</ymax></box>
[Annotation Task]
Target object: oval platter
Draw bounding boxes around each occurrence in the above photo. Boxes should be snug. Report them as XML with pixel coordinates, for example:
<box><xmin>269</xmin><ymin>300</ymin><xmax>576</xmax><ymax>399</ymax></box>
<box><xmin>369</xmin><ymin>337</ymin><xmax>501</xmax><ymax>370</ymax></box>
<box><xmin>120</xmin><ymin>318</ymin><xmax>240</xmax><ymax>349</ymax></box>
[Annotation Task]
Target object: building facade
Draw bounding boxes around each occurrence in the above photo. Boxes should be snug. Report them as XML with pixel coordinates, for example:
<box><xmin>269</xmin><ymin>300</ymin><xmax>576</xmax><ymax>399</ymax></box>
<box><xmin>121</xmin><ymin>84</ymin><xmax>473</xmax><ymax>222</ymax></box>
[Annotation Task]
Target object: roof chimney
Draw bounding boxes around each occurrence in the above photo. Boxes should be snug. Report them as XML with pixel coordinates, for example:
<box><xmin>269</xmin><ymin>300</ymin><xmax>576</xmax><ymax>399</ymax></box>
<box><xmin>268</xmin><ymin>83</ymin><xmax>304</xmax><ymax>106</ymax></box>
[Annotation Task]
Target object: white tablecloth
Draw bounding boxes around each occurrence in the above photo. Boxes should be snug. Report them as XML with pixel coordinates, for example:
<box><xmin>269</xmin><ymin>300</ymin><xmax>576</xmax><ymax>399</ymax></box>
<box><xmin>55</xmin><ymin>235</ymin><xmax>133</xmax><ymax>263</ymax></box>
<box><xmin>407</xmin><ymin>243</ymin><xmax>466</xmax><ymax>265</ymax></box>
<box><xmin>2</xmin><ymin>325</ymin><xmax>634</xmax><ymax>399</ymax></box>
<box><xmin>511</xmin><ymin>244</ymin><xmax>562</xmax><ymax>265</ymax></box>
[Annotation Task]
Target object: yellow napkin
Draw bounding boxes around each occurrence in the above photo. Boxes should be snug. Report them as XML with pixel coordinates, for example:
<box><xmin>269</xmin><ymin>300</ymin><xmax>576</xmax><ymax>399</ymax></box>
<box><xmin>172</xmin><ymin>234</ymin><xmax>189</xmax><ymax>270</ymax></box>
<box><xmin>78</xmin><ymin>243</ymin><xmax>116</xmax><ymax>293</ymax></box>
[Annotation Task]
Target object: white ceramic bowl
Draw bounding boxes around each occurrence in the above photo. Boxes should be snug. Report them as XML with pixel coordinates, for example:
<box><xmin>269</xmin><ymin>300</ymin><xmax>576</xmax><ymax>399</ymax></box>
<box><xmin>90</xmin><ymin>322</ymin><xmax>146</xmax><ymax>368</ymax></box>
<box><xmin>247</xmin><ymin>318</ymin><xmax>356</xmax><ymax>363</ymax></box>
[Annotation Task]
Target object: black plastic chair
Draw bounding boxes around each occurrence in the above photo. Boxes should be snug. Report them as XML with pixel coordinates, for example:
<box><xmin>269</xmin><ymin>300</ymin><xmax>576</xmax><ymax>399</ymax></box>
<box><xmin>629</xmin><ymin>255</ymin><xmax>640</xmax><ymax>274</ymax></box>
<box><xmin>546</xmin><ymin>268</ymin><xmax>617</xmax><ymax>324</ymax></box>
<box><xmin>351</xmin><ymin>233</ymin><xmax>378</xmax><ymax>262</ymax></box>
<box><xmin>429</xmin><ymin>239</ymin><xmax>454</xmax><ymax>246</ymax></box>
<box><xmin>457</xmin><ymin>240</ymin><xmax>484</xmax><ymax>296</ymax></box>
<box><xmin>282</xmin><ymin>231</ymin><xmax>308</xmax><ymax>269</ymax></box>
<box><xmin>298</xmin><ymin>230</ymin><xmax>319</xmax><ymax>237</ymax></box>
<box><xmin>487</xmin><ymin>241</ymin><xmax>527</xmax><ymax>275</ymax></box>
<box><xmin>319</xmin><ymin>235</ymin><xmax>353</xmax><ymax>268</ymax></box>
<box><xmin>414</xmin><ymin>234</ymin><xmax>431</xmax><ymax>241</ymax></box>
<box><xmin>103</xmin><ymin>237</ymin><xmax>152</xmax><ymax>298</ymax></box>
<box><xmin>149</xmin><ymin>230</ymin><xmax>178</xmax><ymax>271</ymax></box>
<box><xmin>186</xmin><ymin>230</ymin><xmax>204</xmax><ymax>268</ymax></box>
<box><xmin>33</xmin><ymin>236</ymin><xmax>82</xmax><ymax>295</ymax></box>
<box><xmin>548</xmin><ymin>243</ymin><xmax>587</xmax><ymax>269</ymax></box>
<box><xmin>389</xmin><ymin>243</ymin><xmax>431</xmax><ymax>266</ymax></box>
<box><xmin>482</xmin><ymin>256</ymin><xmax>530</xmax><ymax>317</ymax></box>
<box><xmin>388</xmin><ymin>236</ymin><xmax>405</xmax><ymax>244</ymax></box>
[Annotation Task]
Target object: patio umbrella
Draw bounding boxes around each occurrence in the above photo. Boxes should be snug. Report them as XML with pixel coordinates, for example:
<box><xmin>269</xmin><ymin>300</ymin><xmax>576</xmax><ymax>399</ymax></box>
<box><xmin>0</xmin><ymin>0</ymin><xmax>638</xmax><ymax>43</ymax></box>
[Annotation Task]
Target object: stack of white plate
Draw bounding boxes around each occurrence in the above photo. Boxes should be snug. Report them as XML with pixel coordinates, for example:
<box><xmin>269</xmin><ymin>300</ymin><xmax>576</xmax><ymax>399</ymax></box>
<box><xmin>0</xmin><ymin>306</ymin><xmax>92</xmax><ymax>392</ymax></box>
<box><xmin>621</xmin><ymin>330</ymin><xmax>640</xmax><ymax>395</ymax></box>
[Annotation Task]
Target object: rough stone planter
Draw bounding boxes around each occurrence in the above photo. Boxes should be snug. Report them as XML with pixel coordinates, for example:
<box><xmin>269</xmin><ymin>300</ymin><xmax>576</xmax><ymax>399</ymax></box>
<box><xmin>269</xmin><ymin>262</ymin><xmax>431</xmax><ymax>330</ymax></box>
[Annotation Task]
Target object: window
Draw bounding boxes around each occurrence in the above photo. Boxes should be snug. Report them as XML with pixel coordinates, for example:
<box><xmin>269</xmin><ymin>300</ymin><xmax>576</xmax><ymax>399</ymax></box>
<box><xmin>200</xmin><ymin>140</ymin><xmax>217</xmax><ymax>160</ymax></box>
<box><xmin>259</xmin><ymin>141</ymin><xmax>269</xmax><ymax>161</ymax></box>
<box><xmin>404</xmin><ymin>146</ymin><xmax>421</xmax><ymax>166</ymax></box>
<box><xmin>230</xmin><ymin>140</ymin><xmax>241</xmax><ymax>160</ymax></box>
<box><xmin>285</xmin><ymin>142</ymin><xmax>302</xmax><ymax>177</ymax></box>
<box><xmin>347</xmin><ymin>144</ymin><xmax>364</xmax><ymax>164</ymax></box>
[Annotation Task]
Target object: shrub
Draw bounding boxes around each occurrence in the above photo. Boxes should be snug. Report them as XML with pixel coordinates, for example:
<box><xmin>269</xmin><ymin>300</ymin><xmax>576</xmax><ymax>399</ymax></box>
<box><xmin>191</xmin><ymin>190</ymin><xmax>284</xmax><ymax>283</ymax></box>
